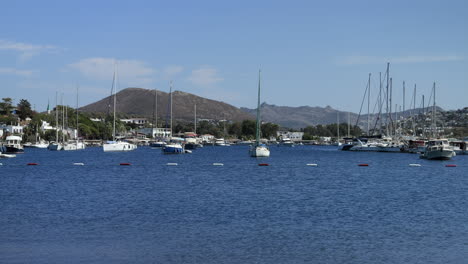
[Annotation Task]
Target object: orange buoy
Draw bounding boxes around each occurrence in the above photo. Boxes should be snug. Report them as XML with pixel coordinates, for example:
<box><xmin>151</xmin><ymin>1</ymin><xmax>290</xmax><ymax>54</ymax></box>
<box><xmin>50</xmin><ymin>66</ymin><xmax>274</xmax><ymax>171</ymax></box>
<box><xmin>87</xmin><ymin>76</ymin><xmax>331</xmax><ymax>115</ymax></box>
<box><xmin>445</xmin><ymin>164</ymin><xmax>457</xmax><ymax>167</ymax></box>
<box><xmin>358</xmin><ymin>164</ymin><xmax>369</xmax><ymax>167</ymax></box>
<box><xmin>27</xmin><ymin>163</ymin><xmax>38</xmax><ymax>166</ymax></box>
<box><xmin>258</xmin><ymin>163</ymin><xmax>269</xmax><ymax>166</ymax></box>
<box><xmin>120</xmin><ymin>163</ymin><xmax>131</xmax><ymax>166</ymax></box>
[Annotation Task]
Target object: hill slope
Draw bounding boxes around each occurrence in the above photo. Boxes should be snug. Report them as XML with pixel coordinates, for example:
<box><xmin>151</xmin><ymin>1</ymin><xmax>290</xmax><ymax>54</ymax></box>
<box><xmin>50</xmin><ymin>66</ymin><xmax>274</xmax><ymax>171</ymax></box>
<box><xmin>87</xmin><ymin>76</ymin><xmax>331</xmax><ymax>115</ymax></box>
<box><xmin>241</xmin><ymin>103</ymin><xmax>442</xmax><ymax>129</ymax></box>
<box><xmin>80</xmin><ymin>87</ymin><xmax>254</xmax><ymax>122</ymax></box>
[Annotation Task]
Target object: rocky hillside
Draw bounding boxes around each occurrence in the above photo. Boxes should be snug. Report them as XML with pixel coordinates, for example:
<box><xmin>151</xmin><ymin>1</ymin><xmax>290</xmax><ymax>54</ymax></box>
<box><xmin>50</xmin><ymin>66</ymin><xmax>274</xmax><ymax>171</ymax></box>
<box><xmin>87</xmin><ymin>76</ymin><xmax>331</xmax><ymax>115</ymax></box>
<box><xmin>241</xmin><ymin>103</ymin><xmax>442</xmax><ymax>129</ymax></box>
<box><xmin>80</xmin><ymin>87</ymin><xmax>254</xmax><ymax>122</ymax></box>
<box><xmin>241</xmin><ymin>103</ymin><xmax>361</xmax><ymax>129</ymax></box>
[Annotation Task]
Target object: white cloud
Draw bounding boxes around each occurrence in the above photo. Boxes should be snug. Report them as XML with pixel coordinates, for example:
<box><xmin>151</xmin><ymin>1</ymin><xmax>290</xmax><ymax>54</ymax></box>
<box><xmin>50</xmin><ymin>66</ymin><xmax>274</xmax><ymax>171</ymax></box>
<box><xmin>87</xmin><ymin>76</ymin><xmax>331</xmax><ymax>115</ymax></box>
<box><xmin>68</xmin><ymin>57</ymin><xmax>156</xmax><ymax>86</ymax></box>
<box><xmin>0</xmin><ymin>39</ymin><xmax>59</xmax><ymax>62</ymax></box>
<box><xmin>162</xmin><ymin>65</ymin><xmax>184</xmax><ymax>79</ymax></box>
<box><xmin>336</xmin><ymin>55</ymin><xmax>464</xmax><ymax>65</ymax></box>
<box><xmin>188</xmin><ymin>66</ymin><xmax>224</xmax><ymax>86</ymax></box>
<box><xmin>0</xmin><ymin>67</ymin><xmax>34</xmax><ymax>77</ymax></box>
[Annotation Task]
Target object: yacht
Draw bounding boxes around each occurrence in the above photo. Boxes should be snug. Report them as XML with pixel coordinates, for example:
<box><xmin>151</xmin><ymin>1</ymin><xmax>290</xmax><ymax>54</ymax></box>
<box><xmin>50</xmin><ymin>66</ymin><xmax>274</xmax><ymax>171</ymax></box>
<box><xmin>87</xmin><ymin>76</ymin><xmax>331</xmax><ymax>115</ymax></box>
<box><xmin>420</xmin><ymin>139</ymin><xmax>456</xmax><ymax>160</ymax></box>
<box><xmin>278</xmin><ymin>137</ymin><xmax>295</xmax><ymax>147</ymax></box>
<box><xmin>249</xmin><ymin>70</ymin><xmax>270</xmax><ymax>157</ymax></box>
<box><xmin>3</xmin><ymin>135</ymin><xmax>24</xmax><ymax>154</ymax></box>
<box><xmin>103</xmin><ymin>140</ymin><xmax>136</xmax><ymax>152</ymax></box>
<box><xmin>215</xmin><ymin>138</ymin><xmax>229</xmax><ymax>146</ymax></box>
<box><xmin>162</xmin><ymin>82</ymin><xmax>184</xmax><ymax>154</ymax></box>
<box><xmin>103</xmin><ymin>65</ymin><xmax>137</xmax><ymax>152</ymax></box>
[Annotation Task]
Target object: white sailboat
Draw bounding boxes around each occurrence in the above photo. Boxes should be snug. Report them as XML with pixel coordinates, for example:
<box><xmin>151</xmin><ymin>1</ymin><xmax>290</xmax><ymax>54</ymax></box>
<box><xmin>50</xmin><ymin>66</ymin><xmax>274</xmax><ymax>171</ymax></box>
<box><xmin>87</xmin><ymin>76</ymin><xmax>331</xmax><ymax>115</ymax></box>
<box><xmin>249</xmin><ymin>70</ymin><xmax>270</xmax><ymax>157</ymax></box>
<box><xmin>162</xmin><ymin>81</ymin><xmax>184</xmax><ymax>154</ymax></box>
<box><xmin>63</xmin><ymin>87</ymin><xmax>86</xmax><ymax>151</ymax></box>
<box><xmin>48</xmin><ymin>92</ymin><xmax>63</xmax><ymax>151</ymax></box>
<box><xmin>103</xmin><ymin>64</ymin><xmax>137</xmax><ymax>152</ymax></box>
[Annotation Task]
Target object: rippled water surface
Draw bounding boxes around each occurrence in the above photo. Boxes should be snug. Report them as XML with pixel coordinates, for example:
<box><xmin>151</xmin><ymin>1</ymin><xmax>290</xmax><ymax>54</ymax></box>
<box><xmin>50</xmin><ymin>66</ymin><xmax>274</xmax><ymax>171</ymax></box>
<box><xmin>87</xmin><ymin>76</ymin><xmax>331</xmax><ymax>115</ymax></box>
<box><xmin>1</xmin><ymin>145</ymin><xmax>467</xmax><ymax>263</ymax></box>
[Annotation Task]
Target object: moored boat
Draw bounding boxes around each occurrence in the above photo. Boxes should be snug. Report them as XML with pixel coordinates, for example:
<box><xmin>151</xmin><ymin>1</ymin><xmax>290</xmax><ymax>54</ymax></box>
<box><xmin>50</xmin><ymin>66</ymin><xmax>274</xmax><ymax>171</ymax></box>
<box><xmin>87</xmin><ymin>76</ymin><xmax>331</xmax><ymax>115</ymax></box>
<box><xmin>420</xmin><ymin>139</ymin><xmax>456</xmax><ymax>160</ymax></box>
<box><xmin>249</xmin><ymin>70</ymin><xmax>270</xmax><ymax>158</ymax></box>
<box><xmin>3</xmin><ymin>135</ymin><xmax>24</xmax><ymax>154</ymax></box>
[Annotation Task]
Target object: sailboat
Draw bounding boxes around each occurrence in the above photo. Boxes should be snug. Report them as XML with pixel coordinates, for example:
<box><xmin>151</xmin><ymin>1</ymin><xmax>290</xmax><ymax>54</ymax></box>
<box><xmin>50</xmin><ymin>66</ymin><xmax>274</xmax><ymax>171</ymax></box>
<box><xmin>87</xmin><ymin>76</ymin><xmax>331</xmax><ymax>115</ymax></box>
<box><xmin>63</xmin><ymin>87</ymin><xmax>86</xmax><ymax>150</ymax></box>
<box><xmin>103</xmin><ymin>65</ymin><xmax>137</xmax><ymax>152</ymax></box>
<box><xmin>249</xmin><ymin>70</ymin><xmax>270</xmax><ymax>157</ymax></box>
<box><xmin>162</xmin><ymin>81</ymin><xmax>184</xmax><ymax>154</ymax></box>
<box><xmin>48</xmin><ymin>92</ymin><xmax>63</xmax><ymax>151</ymax></box>
<box><xmin>149</xmin><ymin>88</ymin><xmax>166</xmax><ymax>148</ymax></box>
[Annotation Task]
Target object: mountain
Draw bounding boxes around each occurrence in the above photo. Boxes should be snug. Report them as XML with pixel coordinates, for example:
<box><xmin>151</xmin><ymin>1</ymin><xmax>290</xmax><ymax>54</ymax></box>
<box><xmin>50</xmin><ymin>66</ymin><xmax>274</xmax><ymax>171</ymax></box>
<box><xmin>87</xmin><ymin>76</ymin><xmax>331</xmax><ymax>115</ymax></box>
<box><xmin>241</xmin><ymin>103</ymin><xmax>443</xmax><ymax>129</ymax></box>
<box><xmin>240</xmin><ymin>103</ymin><xmax>358</xmax><ymax>129</ymax></box>
<box><xmin>79</xmin><ymin>87</ymin><xmax>254</xmax><ymax>122</ymax></box>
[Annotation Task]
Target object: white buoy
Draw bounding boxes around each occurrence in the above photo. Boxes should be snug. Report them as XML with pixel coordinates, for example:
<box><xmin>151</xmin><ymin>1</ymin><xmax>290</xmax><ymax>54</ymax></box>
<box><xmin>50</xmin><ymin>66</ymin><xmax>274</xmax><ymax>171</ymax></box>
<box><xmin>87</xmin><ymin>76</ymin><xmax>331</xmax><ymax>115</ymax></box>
<box><xmin>213</xmin><ymin>163</ymin><xmax>224</xmax><ymax>166</ymax></box>
<box><xmin>306</xmin><ymin>163</ymin><xmax>318</xmax><ymax>166</ymax></box>
<box><xmin>167</xmin><ymin>163</ymin><xmax>178</xmax><ymax>166</ymax></box>
<box><xmin>73</xmin><ymin>163</ymin><xmax>84</xmax><ymax>166</ymax></box>
<box><xmin>409</xmin><ymin>164</ymin><xmax>421</xmax><ymax>167</ymax></box>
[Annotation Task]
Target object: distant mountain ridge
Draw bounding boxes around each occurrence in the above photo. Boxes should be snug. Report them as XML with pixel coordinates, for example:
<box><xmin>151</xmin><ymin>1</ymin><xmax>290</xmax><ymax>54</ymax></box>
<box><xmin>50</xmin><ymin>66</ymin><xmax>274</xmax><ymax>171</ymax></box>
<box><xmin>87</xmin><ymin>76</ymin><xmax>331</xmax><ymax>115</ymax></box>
<box><xmin>79</xmin><ymin>88</ymin><xmax>446</xmax><ymax>129</ymax></box>
<box><xmin>79</xmin><ymin>87</ymin><xmax>254</xmax><ymax>122</ymax></box>
<box><xmin>241</xmin><ymin>103</ymin><xmax>442</xmax><ymax>129</ymax></box>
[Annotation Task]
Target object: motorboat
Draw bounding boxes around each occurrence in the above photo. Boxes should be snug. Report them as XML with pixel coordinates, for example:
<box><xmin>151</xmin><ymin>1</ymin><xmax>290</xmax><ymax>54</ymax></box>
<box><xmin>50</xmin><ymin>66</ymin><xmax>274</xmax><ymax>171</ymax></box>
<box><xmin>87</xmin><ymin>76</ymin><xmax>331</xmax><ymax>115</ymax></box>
<box><xmin>215</xmin><ymin>138</ymin><xmax>230</xmax><ymax>146</ymax></box>
<box><xmin>420</xmin><ymin>139</ymin><xmax>456</xmax><ymax>160</ymax></box>
<box><xmin>278</xmin><ymin>137</ymin><xmax>295</xmax><ymax>147</ymax></box>
<box><xmin>3</xmin><ymin>135</ymin><xmax>24</xmax><ymax>154</ymax></box>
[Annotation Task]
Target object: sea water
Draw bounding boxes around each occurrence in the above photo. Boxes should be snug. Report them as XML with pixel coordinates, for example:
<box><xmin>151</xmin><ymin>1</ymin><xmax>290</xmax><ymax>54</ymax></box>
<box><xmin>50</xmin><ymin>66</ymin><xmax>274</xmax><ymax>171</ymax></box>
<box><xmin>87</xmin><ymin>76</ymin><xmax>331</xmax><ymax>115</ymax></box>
<box><xmin>1</xmin><ymin>146</ymin><xmax>467</xmax><ymax>263</ymax></box>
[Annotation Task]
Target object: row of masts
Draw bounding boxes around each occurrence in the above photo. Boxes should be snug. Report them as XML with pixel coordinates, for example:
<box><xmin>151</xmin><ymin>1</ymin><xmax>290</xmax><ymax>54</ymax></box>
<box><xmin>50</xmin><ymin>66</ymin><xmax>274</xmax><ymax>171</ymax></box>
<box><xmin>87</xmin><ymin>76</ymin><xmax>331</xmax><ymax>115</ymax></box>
<box><xmin>52</xmin><ymin>87</ymin><xmax>80</xmax><ymax>143</ymax></box>
<box><xmin>347</xmin><ymin>62</ymin><xmax>439</xmax><ymax>139</ymax></box>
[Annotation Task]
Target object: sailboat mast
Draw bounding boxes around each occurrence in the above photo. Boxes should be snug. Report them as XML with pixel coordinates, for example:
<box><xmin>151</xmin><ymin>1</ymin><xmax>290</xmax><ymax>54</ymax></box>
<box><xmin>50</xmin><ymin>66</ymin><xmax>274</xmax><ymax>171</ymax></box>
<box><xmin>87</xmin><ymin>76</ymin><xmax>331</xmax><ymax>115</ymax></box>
<box><xmin>112</xmin><ymin>69</ymin><xmax>116</xmax><ymax>141</ymax></box>
<box><xmin>347</xmin><ymin>112</ymin><xmax>350</xmax><ymax>137</ymax></box>
<box><xmin>170</xmin><ymin>81</ymin><xmax>173</xmax><ymax>138</ymax></box>
<box><xmin>76</xmin><ymin>85</ymin><xmax>79</xmax><ymax>143</ymax></box>
<box><xmin>403</xmin><ymin>81</ymin><xmax>406</xmax><ymax>113</ymax></box>
<box><xmin>432</xmin><ymin>82</ymin><xmax>436</xmax><ymax>138</ymax></box>
<box><xmin>367</xmin><ymin>73</ymin><xmax>371</xmax><ymax>136</ymax></box>
<box><xmin>255</xmin><ymin>70</ymin><xmax>261</xmax><ymax>145</ymax></box>
<box><xmin>385</xmin><ymin>62</ymin><xmax>390</xmax><ymax>136</ymax></box>
<box><xmin>337</xmin><ymin>111</ymin><xmax>340</xmax><ymax>140</ymax></box>
<box><xmin>194</xmin><ymin>104</ymin><xmax>197</xmax><ymax>135</ymax></box>
<box><xmin>389</xmin><ymin>77</ymin><xmax>393</xmax><ymax>136</ymax></box>
<box><xmin>61</xmin><ymin>93</ymin><xmax>65</xmax><ymax>143</ymax></box>
<box><xmin>412</xmin><ymin>84</ymin><xmax>416</xmax><ymax>136</ymax></box>
<box><xmin>55</xmin><ymin>92</ymin><xmax>58</xmax><ymax>142</ymax></box>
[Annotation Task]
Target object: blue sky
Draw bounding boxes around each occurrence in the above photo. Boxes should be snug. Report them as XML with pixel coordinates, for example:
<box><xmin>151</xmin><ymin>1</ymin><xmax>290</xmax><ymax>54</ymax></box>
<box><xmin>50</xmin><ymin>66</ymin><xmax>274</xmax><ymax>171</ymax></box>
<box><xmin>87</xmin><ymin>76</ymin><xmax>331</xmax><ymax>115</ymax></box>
<box><xmin>1</xmin><ymin>0</ymin><xmax>467</xmax><ymax>113</ymax></box>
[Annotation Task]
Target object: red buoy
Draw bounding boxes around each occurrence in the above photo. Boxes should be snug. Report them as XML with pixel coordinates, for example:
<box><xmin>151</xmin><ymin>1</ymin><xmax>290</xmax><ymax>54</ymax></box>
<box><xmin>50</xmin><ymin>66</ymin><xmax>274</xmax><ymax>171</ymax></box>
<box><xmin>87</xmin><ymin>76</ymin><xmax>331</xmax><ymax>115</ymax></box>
<box><xmin>445</xmin><ymin>164</ymin><xmax>457</xmax><ymax>167</ymax></box>
<box><xmin>27</xmin><ymin>163</ymin><xmax>38</xmax><ymax>166</ymax></box>
<box><xmin>258</xmin><ymin>163</ymin><xmax>269</xmax><ymax>166</ymax></box>
<box><xmin>120</xmin><ymin>163</ymin><xmax>131</xmax><ymax>166</ymax></box>
<box><xmin>358</xmin><ymin>164</ymin><xmax>369</xmax><ymax>167</ymax></box>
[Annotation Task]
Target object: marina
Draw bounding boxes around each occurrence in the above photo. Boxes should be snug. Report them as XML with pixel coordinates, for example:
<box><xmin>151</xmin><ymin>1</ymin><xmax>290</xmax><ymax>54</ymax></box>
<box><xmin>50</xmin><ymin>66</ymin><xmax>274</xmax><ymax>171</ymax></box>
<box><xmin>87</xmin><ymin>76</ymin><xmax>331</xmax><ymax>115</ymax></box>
<box><xmin>1</xmin><ymin>145</ymin><xmax>467</xmax><ymax>263</ymax></box>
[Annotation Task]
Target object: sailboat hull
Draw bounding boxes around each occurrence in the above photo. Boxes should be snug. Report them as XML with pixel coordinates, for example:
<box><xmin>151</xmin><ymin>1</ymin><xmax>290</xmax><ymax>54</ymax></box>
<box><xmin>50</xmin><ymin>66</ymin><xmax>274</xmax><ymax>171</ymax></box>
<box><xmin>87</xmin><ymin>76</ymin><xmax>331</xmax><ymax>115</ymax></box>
<box><xmin>249</xmin><ymin>145</ymin><xmax>270</xmax><ymax>157</ymax></box>
<box><xmin>103</xmin><ymin>141</ymin><xmax>137</xmax><ymax>152</ymax></box>
<box><xmin>162</xmin><ymin>144</ymin><xmax>184</xmax><ymax>154</ymax></box>
<box><xmin>48</xmin><ymin>143</ymin><xmax>63</xmax><ymax>151</ymax></box>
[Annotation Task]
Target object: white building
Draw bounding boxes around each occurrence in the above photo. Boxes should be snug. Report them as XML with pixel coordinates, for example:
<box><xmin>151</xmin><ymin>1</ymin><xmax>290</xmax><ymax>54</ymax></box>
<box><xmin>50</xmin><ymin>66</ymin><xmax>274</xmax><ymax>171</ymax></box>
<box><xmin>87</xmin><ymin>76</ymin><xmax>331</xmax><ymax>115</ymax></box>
<box><xmin>138</xmin><ymin>127</ymin><xmax>171</xmax><ymax>138</ymax></box>
<box><xmin>121</xmin><ymin>118</ymin><xmax>147</xmax><ymax>125</ymax></box>
<box><xmin>1</xmin><ymin>124</ymin><xmax>24</xmax><ymax>135</ymax></box>
<box><xmin>276</xmin><ymin>131</ymin><xmax>304</xmax><ymax>141</ymax></box>
<box><xmin>40</xmin><ymin>121</ymin><xmax>55</xmax><ymax>131</ymax></box>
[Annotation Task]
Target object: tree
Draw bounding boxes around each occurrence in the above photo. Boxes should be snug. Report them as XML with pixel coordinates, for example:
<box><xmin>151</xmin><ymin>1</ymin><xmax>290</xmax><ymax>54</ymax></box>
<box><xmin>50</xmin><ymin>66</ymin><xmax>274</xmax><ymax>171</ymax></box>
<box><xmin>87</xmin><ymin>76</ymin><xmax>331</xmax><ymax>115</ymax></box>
<box><xmin>16</xmin><ymin>99</ymin><xmax>34</xmax><ymax>120</ymax></box>
<box><xmin>241</xmin><ymin>120</ymin><xmax>256</xmax><ymax>139</ymax></box>
<box><xmin>261</xmin><ymin>122</ymin><xmax>279</xmax><ymax>139</ymax></box>
<box><xmin>0</xmin><ymin>97</ymin><xmax>13</xmax><ymax>115</ymax></box>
